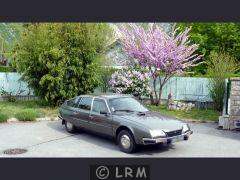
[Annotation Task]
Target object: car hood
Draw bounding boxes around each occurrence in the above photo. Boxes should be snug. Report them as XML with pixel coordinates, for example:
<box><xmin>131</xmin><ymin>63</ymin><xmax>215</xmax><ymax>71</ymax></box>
<box><xmin>115</xmin><ymin>111</ymin><xmax>185</xmax><ymax>131</ymax></box>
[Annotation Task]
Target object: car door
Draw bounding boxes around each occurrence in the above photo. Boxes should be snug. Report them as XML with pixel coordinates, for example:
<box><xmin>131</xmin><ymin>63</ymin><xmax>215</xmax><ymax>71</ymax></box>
<box><xmin>74</xmin><ymin>96</ymin><xmax>93</xmax><ymax>129</ymax></box>
<box><xmin>88</xmin><ymin>98</ymin><xmax>113</xmax><ymax>136</ymax></box>
<box><xmin>61</xmin><ymin>97</ymin><xmax>80</xmax><ymax>124</ymax></box>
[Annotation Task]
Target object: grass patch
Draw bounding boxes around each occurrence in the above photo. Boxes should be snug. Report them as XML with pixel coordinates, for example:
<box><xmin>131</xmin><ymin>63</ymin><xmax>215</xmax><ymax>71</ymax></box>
<box><xmin>15</xmin><ymin>109</ymin><xmax>38</xmax><ymax>121</ymax></box>
<box><xmin>0</xmin><ymin>112</ymin><xmax>9</xmax><ymax>123</ymax></box>
<box><xmin>0</xmin><ymin>100</ymin><xmax>59</xmax><ymax>119</ymax></box>
<box><xmin>147</xmin><ymin>105</ymin><xmax>220</xmax><ymax>122</ymax></box>
<box><xmin>0</xmin><ymin>65</ymin><xmax>14</xmax><ymax>72</ymax></box>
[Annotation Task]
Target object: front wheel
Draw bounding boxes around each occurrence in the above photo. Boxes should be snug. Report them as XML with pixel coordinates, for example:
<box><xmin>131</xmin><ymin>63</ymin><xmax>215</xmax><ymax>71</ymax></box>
<box><xmin>117</xmin><ymin>130</ymin><xmax>136</xmax><ymax>154</ymax></box>
<box><xmin>65</xmin><ymin>121</ymin><xmax>76</xmax><ymax>133</ymax></box>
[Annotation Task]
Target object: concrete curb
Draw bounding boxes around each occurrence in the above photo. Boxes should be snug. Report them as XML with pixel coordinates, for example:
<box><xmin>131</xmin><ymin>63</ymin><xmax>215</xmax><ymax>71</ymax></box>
<box><xmin>4</xmin><ymin>117</ymin><xmax>216</xmax><ymax>124</ymax></box>
<box><xmin>35</xmin><ymin>117</ymin><xmax>59</xmax><ymax>121</ymax></box>
<box><xmin>181</xmin><ymin>119</ymin><xmax>217</xmax><ymax>124</ymax></box>
<box><xmin>6</xmin><ymin>117</ymin><xmax>60</xmax><ymax>123</ymax></box>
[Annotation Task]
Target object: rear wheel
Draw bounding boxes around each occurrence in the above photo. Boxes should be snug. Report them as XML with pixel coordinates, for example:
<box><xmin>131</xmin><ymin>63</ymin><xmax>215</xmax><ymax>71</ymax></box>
<box><xmin>65</xmin><ymin>121</ymin><xmax>76</xmax><ymax>133</ymax></box>
<box><xmin>117</xmin><ymin>130</ymin><xmax>136</xmax><ymax>154</ymax></box>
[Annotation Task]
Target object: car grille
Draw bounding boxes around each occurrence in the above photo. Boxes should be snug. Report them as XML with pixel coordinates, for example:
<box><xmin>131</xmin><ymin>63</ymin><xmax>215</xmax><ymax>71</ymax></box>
<box><xmin>165</xmin><ymin>129</ymin><xmax>182</xmax><ymax>137</ymax></box>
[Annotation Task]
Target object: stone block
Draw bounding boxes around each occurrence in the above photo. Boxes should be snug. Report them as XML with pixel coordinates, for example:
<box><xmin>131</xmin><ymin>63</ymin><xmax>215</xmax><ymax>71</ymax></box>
<box><xmin>230</xmin><ymin>106</ymin><xmax>240</xmax><ymax>116</ymax></box>
<box><xmin>229</xmin><ymin>117</ymin><xmax>240</xmax><ymax>129</ymax></box>
<box><xmin>230</xmin><ymin>116</ymin><xmax>240</xmax><ymax>121</ymax></box>
<box><xmin>233</xmin><ymin>100</ymin><xmax>240</xmax><ymax>106</ymax></box>
<box><xmin>229</xmin><ymin>120</ymin><xmax>235</xmax><ymax>130</ymax></box>
<box><xmin>231</xmin><ymin>95</ymin><xmax>240</xmax><ymax>101</ymax></box>
<box><xmin>7</xmin><ymin>118</ymin><xmax>18</xmax><ymax>122</ymax></box>
<box><xmin>230</xmin><ymin>77</ymin><xmax>240</xmax><ymax>83</ymax></box>
<box><xmin>219</xmin><ymin>115</ymin><xmax>230</xmax><ymax>129</ymax></box>
<box><xmin>232</xmin><ymin>82</ymin><xmax>240</xmax><ymax>87</ymax></box>
<box><xmin>231</xmin><ymin>100</ymin><xmax>240</xmax><ymax>106</ymax></box>
<box><xmin>236</xmin><ymin>81</ymin><xmax>240</xmax><ymax>86</ymax></box>
<box><xmin>231</xmin><ymin>86</ymin><xmax>240</xmax><ymax>91</ymax></box>
<box><xmin>230</xmin><ymin>77</ymin><xmax>240</xmax><ymax>81</ymax></box>
<box><xmin>231</xmin><ymin>90</ymin><xmax>240</xmax><ymax>96</ymax></box>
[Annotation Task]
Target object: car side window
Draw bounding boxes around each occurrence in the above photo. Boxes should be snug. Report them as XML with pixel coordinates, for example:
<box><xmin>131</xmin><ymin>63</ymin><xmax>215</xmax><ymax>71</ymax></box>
<box><xmin>67</xmin><ymin>97</ymin><xmax>79</xmax><ymax>107</ymax></box>
<box><xmin>92</xmin><ymin>98</ymin><xmax>108</xmax><ymax>114</ymax></box>
<box><xmin>78</xmin><ymin>97</ymin><xmax>93</xmax><ymax>111</ymax></box>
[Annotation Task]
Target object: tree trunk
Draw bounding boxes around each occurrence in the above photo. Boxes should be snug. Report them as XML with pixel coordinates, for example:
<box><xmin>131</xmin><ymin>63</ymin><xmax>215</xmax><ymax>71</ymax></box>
<box><xmin>150</xmin><ymin>93</ymin><xmax>154</xmax><ymax>104</ymax></box>
<box><xmin>151</xmin><ymin>76</ymin><xmax>159</xmax><ymax>105</ymax></box>
<box><xmin>155</xmin><ymin>87</ymin><xmax>163</xmax><ymax>106</ymax></box>
<box><xmin>150</xmin><ymin>70</ymin><xmax>172</xmax><ymax>106</ymax></box>
<box><xmin>155</xmin><ymin>75</ymin><xmax>169</xmax><ymax>106</ymax></box>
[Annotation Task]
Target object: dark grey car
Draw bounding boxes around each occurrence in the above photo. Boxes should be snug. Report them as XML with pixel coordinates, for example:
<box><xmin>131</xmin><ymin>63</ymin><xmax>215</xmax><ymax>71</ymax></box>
<box><xmin>59</xmin><ymin>94</ymin><xmax>193</xmax><ymax>153</ymax></box>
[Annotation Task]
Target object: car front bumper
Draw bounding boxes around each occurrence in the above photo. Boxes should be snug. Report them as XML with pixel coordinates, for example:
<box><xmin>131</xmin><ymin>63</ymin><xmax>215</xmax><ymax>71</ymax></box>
<box><xmin>142</xmin><ymin>130</ymin><xmax>193</xmax><ymax>145</ymax></box>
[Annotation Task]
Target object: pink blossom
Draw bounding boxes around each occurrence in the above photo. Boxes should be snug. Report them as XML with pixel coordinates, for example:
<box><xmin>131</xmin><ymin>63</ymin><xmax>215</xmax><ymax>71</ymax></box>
<box><xmin>109</xmin><ymin>67</ymin><xmax>151</xmax><ymax>96</ymax></box>
<box><xmin>118</xmin><ymin>23</ymin><xmax>203</xmax><ymax>104</ymax></box>
<box><xmin>119</xmin><ymin>23</ymin><xmax>203</xmax><ymax>76</ymax></box>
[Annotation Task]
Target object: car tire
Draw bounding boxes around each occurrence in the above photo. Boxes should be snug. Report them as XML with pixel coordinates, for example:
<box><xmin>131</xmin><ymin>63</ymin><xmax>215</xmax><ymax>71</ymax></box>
<box><xmin>65</xmin><ymin>121</ymin><xmax>76</xmax><ymax>133</ymax></box>
<box><xmin>117</xmin><ymin>130</ymin><xmax>136</xmax><ymax>154</ymax></box>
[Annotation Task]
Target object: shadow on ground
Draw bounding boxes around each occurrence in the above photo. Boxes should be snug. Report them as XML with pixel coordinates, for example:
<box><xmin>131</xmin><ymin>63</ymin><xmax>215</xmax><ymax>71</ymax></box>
<box><xmin>46</xmin><ymin>121</ymin><xmax>174</xmax><ymax>155</ymax></box>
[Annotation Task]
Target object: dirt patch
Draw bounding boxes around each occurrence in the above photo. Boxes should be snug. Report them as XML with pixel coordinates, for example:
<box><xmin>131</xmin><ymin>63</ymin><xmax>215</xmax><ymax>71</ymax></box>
<box><xmin>3</xmin><ymin>148</ymin><xmax>28</xmax><ymax>155</ymax></box>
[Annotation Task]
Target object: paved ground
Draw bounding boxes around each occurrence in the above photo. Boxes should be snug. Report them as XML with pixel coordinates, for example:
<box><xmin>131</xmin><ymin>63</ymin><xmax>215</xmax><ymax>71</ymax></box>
<box><xmin>1</xmin><ymin>120</ymin><xmax>240</xmax><ymax>157</ymax></box>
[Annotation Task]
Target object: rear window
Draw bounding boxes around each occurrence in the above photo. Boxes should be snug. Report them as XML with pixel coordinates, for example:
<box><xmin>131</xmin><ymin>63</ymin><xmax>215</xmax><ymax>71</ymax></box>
<box><xmin>78</xmin><ymin>97</ymin><xmax>93</xmax><ymax>110</ymax></box>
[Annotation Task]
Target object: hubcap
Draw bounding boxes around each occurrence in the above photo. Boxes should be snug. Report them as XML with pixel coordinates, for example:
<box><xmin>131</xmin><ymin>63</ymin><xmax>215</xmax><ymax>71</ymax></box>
<box><xmin>66</xmin><ymin>122</ymin><xmax>73</xmax><ymax>129</ymax></box>
<box><xmin>120</xmin><ymin>135</ymin><xmax>131</xmax><ymax>149</ymax></box>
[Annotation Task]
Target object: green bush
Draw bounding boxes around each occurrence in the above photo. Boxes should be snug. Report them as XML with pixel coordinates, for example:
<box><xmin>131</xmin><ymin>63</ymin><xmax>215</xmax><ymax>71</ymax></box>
<box><xmin>12</xmin><ymin>23</ymin><xmax>113</xmax><ymax>106</ymax></box>
<box><xmin>15</xmin><ymin>109</ymin><xmax>38</xmax><ymax>121</ymax></box>
<box><xmin>0</xmin><ymin>112</ymin><xmax>9</xmax><ymax>123</ymax></box>
<box><xmin>98</xmin><ymin>66</ymin><xmax>117</xmax><ymax>93</ymax></box>
<box><xmin>207</xmin><ymin>51</ymin><xmax>239</xmax><ymax>111</ymax></box>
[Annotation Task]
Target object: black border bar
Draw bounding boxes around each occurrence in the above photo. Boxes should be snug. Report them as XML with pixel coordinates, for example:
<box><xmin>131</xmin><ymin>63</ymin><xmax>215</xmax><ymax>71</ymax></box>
<box><xmin>0</xmin><ymin>0</ymin><xmax>240</xmax><ymax>22</ymax></box>
<box><xmin>0</xmin><ymin>158</ymin><xmax>239</xmax><ymax>180</ymax></box>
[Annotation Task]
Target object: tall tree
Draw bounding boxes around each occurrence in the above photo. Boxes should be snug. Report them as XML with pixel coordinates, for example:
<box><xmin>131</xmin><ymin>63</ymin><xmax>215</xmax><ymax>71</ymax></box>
<box><xmin>177</xmin><ymin>23</ymin><xmax>240</xmax><ymax>75</ymax></box>
<box><xmin>119</xmin><ymin>23</ymin><xmax>202</xmax><ymax>105</ymax></box>
<box><xmin>12</xmin><ymin>23</ymin><xmax>113</xmax><ymax>106</ymax></box>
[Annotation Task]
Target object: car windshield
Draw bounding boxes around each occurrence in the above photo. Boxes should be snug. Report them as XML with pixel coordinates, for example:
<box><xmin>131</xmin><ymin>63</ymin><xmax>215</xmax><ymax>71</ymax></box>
<box><xmin>109</xmin><ymin>97</ymin><xmax>149</xmax><ymax>112</ymax></box>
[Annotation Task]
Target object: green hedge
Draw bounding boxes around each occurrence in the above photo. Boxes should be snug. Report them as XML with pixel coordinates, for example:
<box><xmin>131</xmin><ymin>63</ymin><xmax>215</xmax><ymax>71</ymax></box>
<box><xmin>0</xmin><ymin>112</ymin><xmax>9</xmax><ymax>123</ymax></box>
<box><xmin>15</xmin><ymin>109</ymin><xmax>38</xmax><ymax>121</ymax></box>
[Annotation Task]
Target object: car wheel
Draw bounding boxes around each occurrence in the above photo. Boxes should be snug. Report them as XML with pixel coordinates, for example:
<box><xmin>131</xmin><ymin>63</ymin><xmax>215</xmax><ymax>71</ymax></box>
<box><xmin>117</xmin><ymin>130</ymin><xmax>136</xmax><ymax>154</ymax></box>
<box><xmin>65</xmin><ymin>121</ymin><xmax>76</xmax><ymax>133</ymax></box>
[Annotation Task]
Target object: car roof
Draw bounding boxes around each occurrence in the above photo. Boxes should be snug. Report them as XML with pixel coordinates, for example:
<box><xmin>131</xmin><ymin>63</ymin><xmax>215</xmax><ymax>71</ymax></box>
<box><xmin>79</xmin><ymin>93</ymin><xmax>133</xmax><ymax>99</ymax></box>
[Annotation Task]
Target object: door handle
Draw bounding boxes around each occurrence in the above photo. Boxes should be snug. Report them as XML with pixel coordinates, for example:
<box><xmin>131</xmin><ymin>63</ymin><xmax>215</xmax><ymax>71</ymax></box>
<box><xmin>73</xmin><ymin>112</ymin><xmax>78</xmax><ymax>115</ymax></box>
<box><xmin>89</xmin><ymin>115</ymin><xmax>93</xmax><ymax>119</ymax></box>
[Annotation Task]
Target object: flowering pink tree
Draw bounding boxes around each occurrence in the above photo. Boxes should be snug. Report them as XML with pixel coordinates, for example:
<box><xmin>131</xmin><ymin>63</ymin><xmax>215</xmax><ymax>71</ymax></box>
<box><xmin>119</xmin><ymin>23</ymin><xmax>203</xmax><ymax>105</ymax></box>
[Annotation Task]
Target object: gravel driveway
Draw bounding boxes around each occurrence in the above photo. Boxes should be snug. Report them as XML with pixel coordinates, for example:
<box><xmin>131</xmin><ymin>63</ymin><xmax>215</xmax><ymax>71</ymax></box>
<box><xmin>1</xmin><ymin>120</ymin><xmax>240</xmax><ymax>157</ymax></box>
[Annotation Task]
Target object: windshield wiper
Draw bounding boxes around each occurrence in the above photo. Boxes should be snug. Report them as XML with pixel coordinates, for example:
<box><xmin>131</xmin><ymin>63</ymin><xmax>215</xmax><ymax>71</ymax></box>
<box><xmin>114</xmin><ymin>109</ymin><xmax>135</xmax><ymax>113</ymax></box>
<box><xmin>114</xmin><ymin>110</ymin><xmax>146</xmax><ymax>115</ymax></box>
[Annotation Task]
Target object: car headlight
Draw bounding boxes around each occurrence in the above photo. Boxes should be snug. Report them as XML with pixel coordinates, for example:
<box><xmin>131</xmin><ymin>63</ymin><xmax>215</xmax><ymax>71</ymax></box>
<box><xmin>182</xmin><ymin>124</ymin><xmax>190</xmax><ymax>133</ymax></box>
<box><xmin>149</xmin><ymin>130</ymin><xmax>166</xmax><ymax>138</ymax></box>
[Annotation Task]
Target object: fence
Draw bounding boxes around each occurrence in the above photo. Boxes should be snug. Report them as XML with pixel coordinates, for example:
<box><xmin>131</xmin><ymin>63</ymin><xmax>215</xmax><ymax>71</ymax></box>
<box><xmin>158</xmin><ymin>77</ymin><xmax>212</xmax><ymax>102</ymax></box>
<box><xmin>97</xmin><ymin>76</ymin><xmax>213</xmax><ymax>102</ymax></box>
<box><xmin>0</xmin><ymin>73</ymin><xmax>213</xmax><ymax>102</ymax></box>
<box><xmin>0</xmin><ymin>73</ymin><xmax>34</xmax><ymax>100</ymax></box>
